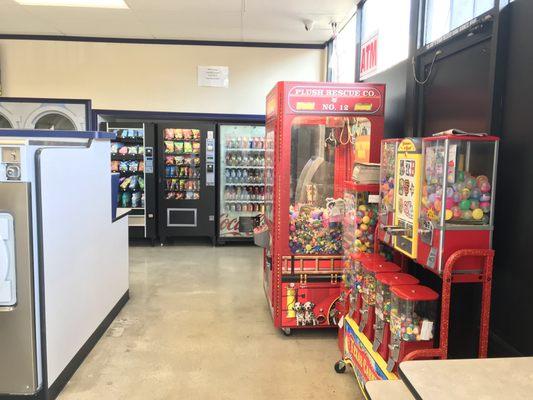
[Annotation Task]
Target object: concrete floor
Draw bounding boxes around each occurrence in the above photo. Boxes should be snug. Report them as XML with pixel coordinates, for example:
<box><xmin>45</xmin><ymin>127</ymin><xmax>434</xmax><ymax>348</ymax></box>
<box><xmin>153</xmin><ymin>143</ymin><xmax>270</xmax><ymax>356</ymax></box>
<box><xmin>58</xmin><ymin>244</ymin><xmax>361</xmax><ymax>400</ymax></box>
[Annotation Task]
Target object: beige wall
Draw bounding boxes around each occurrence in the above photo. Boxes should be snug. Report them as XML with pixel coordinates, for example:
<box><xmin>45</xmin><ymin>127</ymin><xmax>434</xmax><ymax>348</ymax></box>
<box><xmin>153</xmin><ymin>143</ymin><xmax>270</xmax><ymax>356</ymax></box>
<box><xmin>0</xmin><ymin>39</ymin><xmax>325</xmax><ymax>115</ymax></box>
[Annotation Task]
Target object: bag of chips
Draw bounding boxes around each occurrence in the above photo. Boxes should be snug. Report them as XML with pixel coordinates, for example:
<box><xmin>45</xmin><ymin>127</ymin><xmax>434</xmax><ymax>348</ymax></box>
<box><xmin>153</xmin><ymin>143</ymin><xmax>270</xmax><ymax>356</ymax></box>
<box><xmin>183</xmin><ymin>129</ymin><xmax>192</xmax><ymax>140</ymax></box>
<box><xmin>183</xmin><ymin>141</ymin><xmax>193</xmax><ymax>153</ymax></box>
<box><xmin>174</xmin><ymin>129</ymin><xmax>183</xmax><ymax>140</ymax></box>
<box><xmin>192</xmin><ymin>129</ymin><xmax>200</xmax><ymax>140</ymax></box>
<box><xmin>164</xmin><ymin>129</ymin><xmax>174</xmax><ymax>140</ymax></box>
<box><xmin>165</xmin><ymin>141</ymin><xmax>175</xmax><ymax>153</ymax></box>
<box><xmin>175</xmin><ymin>141</ymin><xmax>184</xmax><ymax>153</ymax></box>
<box><xmin>192</xmin><ymin>142</ymin><xmax>200</xmax><ymax>153</ymax></box>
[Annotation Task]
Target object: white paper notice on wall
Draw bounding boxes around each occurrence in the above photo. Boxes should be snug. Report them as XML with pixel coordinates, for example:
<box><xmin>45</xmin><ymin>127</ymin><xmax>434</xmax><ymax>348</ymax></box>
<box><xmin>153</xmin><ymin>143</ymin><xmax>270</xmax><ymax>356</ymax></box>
<box><xmin>198</xmin><ymin>66</ymin><xmax>229</xmax><ymax>88</ymax></box>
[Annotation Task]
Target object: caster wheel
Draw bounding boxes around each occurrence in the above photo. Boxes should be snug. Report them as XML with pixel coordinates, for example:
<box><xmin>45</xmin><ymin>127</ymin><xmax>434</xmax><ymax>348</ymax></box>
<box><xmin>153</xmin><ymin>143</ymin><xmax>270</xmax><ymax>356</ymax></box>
<box><xmin>282</xmin><ymin>328</ymin><xmax>291</xmax><ymax>336</ymax></box>
<box><xmin>334</xmin><ymin>360</ymin><xmax>346</xmax><ymax>374</ymax></box>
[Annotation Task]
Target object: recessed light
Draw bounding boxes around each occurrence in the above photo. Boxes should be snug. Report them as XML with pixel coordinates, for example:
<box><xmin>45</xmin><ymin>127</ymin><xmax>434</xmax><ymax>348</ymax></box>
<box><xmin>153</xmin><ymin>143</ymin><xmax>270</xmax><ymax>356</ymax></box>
<box><xmin>15</xmin><ymin>0</ymin><xmax>129</xmax><ymax>8</ymax></box>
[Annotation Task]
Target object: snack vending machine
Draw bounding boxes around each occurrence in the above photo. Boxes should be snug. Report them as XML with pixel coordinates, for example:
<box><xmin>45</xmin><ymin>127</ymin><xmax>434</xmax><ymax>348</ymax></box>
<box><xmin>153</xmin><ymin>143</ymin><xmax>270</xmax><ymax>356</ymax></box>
<box><xmin>158</xmin><ymin>122</ymin><xmax>216</xmax><ymax>244</ymax></box>
<box><xmin>218</xmin><ymin>124</ymin><xmax>266</xmax><ymax>243</ymax></box>
<box><xmin>108</xmin><ymin>122</ymin><xmax>157</xmax><ymax>242</ymax></box>
<box><xmin>260</xmin><ymin>81</ymin><xmax>386</xmax><ymax>335</ymax></box>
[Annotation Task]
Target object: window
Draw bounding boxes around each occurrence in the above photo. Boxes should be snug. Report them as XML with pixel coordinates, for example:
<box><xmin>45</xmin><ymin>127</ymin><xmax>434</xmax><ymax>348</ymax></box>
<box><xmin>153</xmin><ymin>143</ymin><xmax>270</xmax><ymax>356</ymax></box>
<box><xmin>329</xmin><ymin>14</ymin><xmax>357</xmax><ymax>83</ymax></box>
<box><xmin>424</xmin><ymin>0</ymin><xmax>495</xmax><ymax>45</ymax></box>
<box><xmin>360</xmin><ymin>0</ymin><xmax>411</xmax><ymax>79</ymax></box>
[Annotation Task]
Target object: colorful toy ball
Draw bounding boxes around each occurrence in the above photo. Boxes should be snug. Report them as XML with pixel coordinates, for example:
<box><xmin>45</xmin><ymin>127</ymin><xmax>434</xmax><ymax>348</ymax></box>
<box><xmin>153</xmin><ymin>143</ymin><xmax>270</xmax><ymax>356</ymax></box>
<box><xmin>457</xmin><ymin>171</ymin><xmax>465</xmax><ymax>182</ymax></box>
<box><xmin>476</xmin><ymin>175</ymin><xmax>489</xmax><ymax>186</ymax></box>
<box><xmin>480</xmin><ymin>201</ymin><xmax>491</xmax><ymax>213</ymax></box>
<box><xmin>445</xmin><ymin>197</ymin><xmax>455</xmax><ymax>210</ymax></box>
<box><xmin>358</xmin><ymin>205</ymin><xmax>368</xmax><ymax>212</ymax></box>
<box><xmin>451</xmin><ymin>206</ymin><xmax>462</xmax><ymax>218</ymax></box>
<box><xmin>472</xmin><ymin>208</ymin><xmax>484</xmax><ymax>220</ymax></box>
<box><xmin>480</xmin><ymin>193</ymin><xmax>491</xmax><ymax>202</ymax></box>
<box><xmin>453</xmin><ymin>192</ymin><xmax>461</xmax><ymax>203</ymax></box>
<box><xmin>434</xmin><ymin>198</ymin><xmax>442</xmax><ymax>212</ymax></box>
<box><xmin>428</xmin><ymin>193</ymin><xmax>436</xmax><ymax>204</ymax></box>
<box><xmin>470</xmin><ymin>187</ymin><xmax>482</xmax><ymax>200</ymax></box>
<box><xmin>462</xmin><ymin>210</ymin><xmax>473</xmax><ymax>220</ymax></box>
<box><xmin>470</xmin><ymin>199</ymin><xmax>480</xmax><ymax>210</ymax></box>
<box><xmin>445</xmin><ymin>209</ymin><xmax>453</xmax><ymax>221</ymax></box>
<box><xmin>466</xmin><ymin>177</ymin><xmax>477</xmax><ymax>190</ymax></box>
<box><xmin>446</xmin><ymin>187</ymin><xmax>455</xmax><ymax>198</ymax></box>
<box><xmin>459</xmin><ymin>199</ymin><xmax>471</xmax><ymax>211</ymax></box>
<box><xmin>480</xmin><ymin>181</ymin><xmax>491</xmax><ymax>193</ymax></box>
<box><xmin>362</xmin><ymin>216</ymin><xmax>370</xmax><ymax>224</ymax></box>
<box><xmin>461</xmin><ymin>188</ymin><xmax>471</xmax><ymax>200</ymax></box>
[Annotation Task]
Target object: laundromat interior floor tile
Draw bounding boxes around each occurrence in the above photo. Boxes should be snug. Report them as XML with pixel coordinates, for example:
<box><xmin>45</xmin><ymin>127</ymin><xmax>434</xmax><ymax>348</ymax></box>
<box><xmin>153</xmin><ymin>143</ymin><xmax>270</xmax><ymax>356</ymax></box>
<box><xmin>57</xmin><ymin>245</ymin><xmax>361</xmax><ymax>400</ymax></box>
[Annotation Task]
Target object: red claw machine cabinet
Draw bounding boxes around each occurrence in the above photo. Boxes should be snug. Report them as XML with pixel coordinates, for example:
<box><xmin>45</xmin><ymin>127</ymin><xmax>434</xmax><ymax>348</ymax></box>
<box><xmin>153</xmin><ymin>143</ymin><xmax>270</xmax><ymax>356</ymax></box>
<box><xmin>261</xmin><ymin>81</ymin><xmax>386</xmax><ymax>335</ymax></box>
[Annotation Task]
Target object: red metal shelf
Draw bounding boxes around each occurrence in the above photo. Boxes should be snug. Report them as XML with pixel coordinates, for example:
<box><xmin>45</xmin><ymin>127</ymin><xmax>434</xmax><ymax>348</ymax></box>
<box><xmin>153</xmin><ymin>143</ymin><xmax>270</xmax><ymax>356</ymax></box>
<box><xmin>344</xmin><ymin>181</ymin><xmax>380</xmax><ymax>193</ymax></box>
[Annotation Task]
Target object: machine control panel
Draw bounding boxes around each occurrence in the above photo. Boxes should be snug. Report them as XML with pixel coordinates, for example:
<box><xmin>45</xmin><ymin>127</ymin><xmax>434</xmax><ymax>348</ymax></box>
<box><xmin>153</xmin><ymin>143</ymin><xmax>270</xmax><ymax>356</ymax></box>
<box><xmin>0</xmin><ymin>147</ymin><xmax>23</xmax><ymax>182</ymax></box>
<box><xmin>145</xmin><ymin>146</ymin><xmax>154</xmax><ymax>174</ymax></box>
<box><xmin>205</xmin><ymin>131</ymin><xmax>215</xmax><ymax>187</ymax></box>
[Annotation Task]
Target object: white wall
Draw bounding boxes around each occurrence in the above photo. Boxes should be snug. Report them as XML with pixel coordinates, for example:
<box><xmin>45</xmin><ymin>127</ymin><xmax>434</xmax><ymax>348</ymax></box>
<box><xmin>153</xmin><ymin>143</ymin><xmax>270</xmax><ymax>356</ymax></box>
<box><xmin>0</xmin><ymin>40</ymin><xmax>325</xmax><ymax>115</ymax></box>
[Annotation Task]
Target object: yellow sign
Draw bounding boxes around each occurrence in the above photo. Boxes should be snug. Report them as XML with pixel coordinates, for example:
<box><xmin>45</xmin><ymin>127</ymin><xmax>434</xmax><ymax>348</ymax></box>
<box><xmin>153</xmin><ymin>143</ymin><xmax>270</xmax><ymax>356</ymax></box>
<box><xmin>296</xmin><ymin>102</ymin><xmax>315</xmax><ymax>110</ymax></box>
<box><xmin>393</xmin><ymin>138</ymin><xmax>422</xmax><ymax>259</ymax></box>
<box><xmin>354</xmin><ymin>103</ymin><xmax>373</xmax><ymax>111</ymax></box>
<box><xmin>398</xmin><ymin>138</ymin><xmax>417</xmax><ymax>152</ymax></box>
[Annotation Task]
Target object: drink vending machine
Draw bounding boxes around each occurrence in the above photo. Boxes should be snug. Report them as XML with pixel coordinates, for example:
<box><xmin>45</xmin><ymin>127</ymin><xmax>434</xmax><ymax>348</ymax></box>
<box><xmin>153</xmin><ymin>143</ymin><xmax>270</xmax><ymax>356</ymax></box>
<box><xmin>335</xmin><ymin>133</ymin><xmax>498</xmax><ymax>396</ymax></box>
<box><xmin>257</xmin><ymin>81</ymin><xmax>386</xmax><ymax>335</ymax></box>
<box><xmin>218</xmin><ymin>124</ymin><xmax>266</xmax><ymax>243</ymax></box>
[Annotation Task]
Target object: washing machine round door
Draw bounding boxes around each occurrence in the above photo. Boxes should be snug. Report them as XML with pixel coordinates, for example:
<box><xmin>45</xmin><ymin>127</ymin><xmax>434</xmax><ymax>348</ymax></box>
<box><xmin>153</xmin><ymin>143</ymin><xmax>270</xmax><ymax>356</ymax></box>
<box><xmin>34</xmin><ymin>113</ymin><xmax>76</xmax><ymax>130</ymax></box>
<box><xmin>0</xmin><ymin>114</ymin><xmax>12</xmax><ymax>128</ymax></box>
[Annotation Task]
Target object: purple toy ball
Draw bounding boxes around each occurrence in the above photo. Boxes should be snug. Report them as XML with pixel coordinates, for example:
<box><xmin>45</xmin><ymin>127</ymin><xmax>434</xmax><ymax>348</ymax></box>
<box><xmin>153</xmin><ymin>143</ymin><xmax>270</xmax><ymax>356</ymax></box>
<box><xmin>446</xmin><ymin>187</ymin><xmax>455</xmax><ymax>198</ymax></box>
<box><xmin>480</xmin><ymin>193</ymin><xmax>491</xmax><ymax>202</ymax></box>
<box><xmin>428</xmin><ymin>193</ymin><xmax>436</xmax><ymax>204</ymax></box>
<box><xmin>452</xmin><ymin>192</ymin><xmax>461</xmax><ymax>203</ymax></box>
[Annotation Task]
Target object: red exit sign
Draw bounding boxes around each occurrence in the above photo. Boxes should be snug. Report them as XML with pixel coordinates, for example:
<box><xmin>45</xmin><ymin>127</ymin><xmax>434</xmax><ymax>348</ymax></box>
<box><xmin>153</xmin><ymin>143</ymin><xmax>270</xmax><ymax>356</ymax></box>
<box><xmin>360</xmin><ymin>34</ymin><xmax>378</xmax><ymax>79</ymax></box>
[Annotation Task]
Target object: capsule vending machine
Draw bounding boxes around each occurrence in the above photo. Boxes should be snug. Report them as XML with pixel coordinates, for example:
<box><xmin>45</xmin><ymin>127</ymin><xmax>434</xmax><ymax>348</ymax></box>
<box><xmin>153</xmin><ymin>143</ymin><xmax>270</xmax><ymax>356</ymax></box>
<box><xmin>418</xmin><ymin>134</ymin><xmax>499</xmax><ymax>273</ymax></box>
<box><xmin>260</xmin><ymin>81</ymin><xmax>385</xmax><ymax>335</ymax></box>
<box><xmin>377</xmin><ymin>139</ymin><xmax>401</xmax><ymax>246</ymax></box>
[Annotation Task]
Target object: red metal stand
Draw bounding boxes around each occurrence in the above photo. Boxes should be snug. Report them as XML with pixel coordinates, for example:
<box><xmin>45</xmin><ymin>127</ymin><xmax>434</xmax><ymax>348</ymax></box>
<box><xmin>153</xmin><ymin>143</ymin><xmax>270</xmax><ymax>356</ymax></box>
<box><xmin>403</xmin><ymin>248</ymin><xmax>495</xmax><ymax>361</ymax></box>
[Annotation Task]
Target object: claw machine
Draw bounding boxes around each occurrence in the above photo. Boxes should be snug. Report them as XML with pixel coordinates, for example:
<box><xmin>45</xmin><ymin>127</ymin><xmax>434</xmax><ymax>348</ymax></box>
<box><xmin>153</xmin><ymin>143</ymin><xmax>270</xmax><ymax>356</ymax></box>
<box><xmin>107</xmin><ymin>122</ymin><xmax>157</xmax><ymax>242</ymax></box>
<box><xmin>157</xmin><ymin>122</ymin><xmax>216</xmax><ymax>244</ymax></box>
<box><xmin>218</xmin><ymin>123</ymin><xmax>266</xmax><ymax>244</ymax></box>
<box><xmin>261</xmin><ymin>81</ymin><xmax>386</xmax><ymax>335</ymax></box>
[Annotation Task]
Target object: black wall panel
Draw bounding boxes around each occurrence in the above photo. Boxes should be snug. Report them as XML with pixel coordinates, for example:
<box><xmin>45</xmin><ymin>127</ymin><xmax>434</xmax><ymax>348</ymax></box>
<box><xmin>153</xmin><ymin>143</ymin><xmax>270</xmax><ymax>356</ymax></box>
<box><xmin>490</xmin><ymin>0</ymin><xmax>533</xmax><ymax>356</ymax></box>
<box><xmin>363</xmin><ymin>60</ymin><xmax>408</xmax><ymax>138</ymax></box>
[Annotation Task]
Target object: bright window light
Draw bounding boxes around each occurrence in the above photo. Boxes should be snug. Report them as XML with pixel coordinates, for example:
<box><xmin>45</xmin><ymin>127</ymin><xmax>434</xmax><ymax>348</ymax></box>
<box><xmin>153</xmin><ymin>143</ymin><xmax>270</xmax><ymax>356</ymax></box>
<box><xmin>15</xmin><ymin>0</ymin><xmax>129</xmax><ymax>8</ymax></box>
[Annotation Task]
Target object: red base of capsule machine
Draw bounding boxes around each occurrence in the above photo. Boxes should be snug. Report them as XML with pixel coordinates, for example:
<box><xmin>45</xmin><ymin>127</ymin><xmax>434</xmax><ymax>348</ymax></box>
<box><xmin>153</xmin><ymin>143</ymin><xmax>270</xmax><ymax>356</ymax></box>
<box><xmin>359</xmin><ymin>261</ymin><xmax>401</xmax><ymax>342</ymax></box>
<box><xmin>387</xmin><ymin>284</ymin><xmax>439</xmax><ymax>373</ymax></box>
<box><xmin>373</xmin><ymin>273</ymin><xmax>419</xmax><ymax>361</ymax></box>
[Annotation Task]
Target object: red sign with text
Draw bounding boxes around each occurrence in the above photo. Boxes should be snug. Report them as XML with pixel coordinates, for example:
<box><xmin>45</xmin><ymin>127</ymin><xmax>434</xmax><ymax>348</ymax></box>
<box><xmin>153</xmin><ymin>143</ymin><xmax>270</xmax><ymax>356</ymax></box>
<box><xmin>287</xmin><ymin>85</ymin><xmax>384</xmax><ymax>115</ymax></box>
<box><xmin>360</xmin><ymin>34</ymin><xmax>378</xmax><ymax>79</ymax></box>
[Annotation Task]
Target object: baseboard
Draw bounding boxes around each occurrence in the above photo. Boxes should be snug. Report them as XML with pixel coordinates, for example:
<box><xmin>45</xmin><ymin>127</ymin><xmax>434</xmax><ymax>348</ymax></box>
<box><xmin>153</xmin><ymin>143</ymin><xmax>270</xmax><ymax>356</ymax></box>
<box><xmin>0</xmin><ymin>389</ymin><xmax>45</xmax><ymax>400</ymax></box>
<box><xmin>47</xmin><ymin>290</ymin><xmax>130</xmax><ymax>399</ymax></box>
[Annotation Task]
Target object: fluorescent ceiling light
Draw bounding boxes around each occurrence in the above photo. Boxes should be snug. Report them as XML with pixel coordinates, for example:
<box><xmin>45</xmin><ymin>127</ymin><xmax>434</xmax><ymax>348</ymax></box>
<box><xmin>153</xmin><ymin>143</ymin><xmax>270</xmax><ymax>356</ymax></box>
<box><xmin>15</xmin><ymin>0</ymin><xmax>129</xmax><ymax>8</ymax></box>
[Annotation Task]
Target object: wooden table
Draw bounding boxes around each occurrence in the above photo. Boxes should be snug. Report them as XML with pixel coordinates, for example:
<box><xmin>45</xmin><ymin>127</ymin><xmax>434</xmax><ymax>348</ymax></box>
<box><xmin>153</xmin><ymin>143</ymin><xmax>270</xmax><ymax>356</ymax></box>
<box><xmin>399</xmin><ymin>357</ymin><xmax>533</xmax><ymax>399</ymax></box>
<box><xmin>365</xmin><ymin>380</ymin><xmax>415</xmax><ymax>400</ymax></box>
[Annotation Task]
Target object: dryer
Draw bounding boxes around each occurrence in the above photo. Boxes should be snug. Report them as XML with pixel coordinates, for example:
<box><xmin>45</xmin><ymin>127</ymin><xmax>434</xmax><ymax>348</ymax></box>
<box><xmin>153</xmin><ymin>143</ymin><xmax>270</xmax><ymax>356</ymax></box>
<box><xmin>0</xmin><ymin>98</ymin><xmax>91</xmax><ymax>131</ymax></box>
